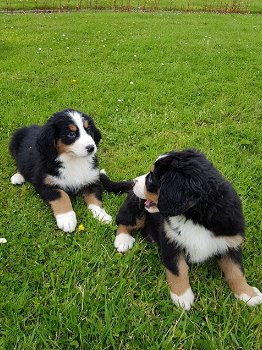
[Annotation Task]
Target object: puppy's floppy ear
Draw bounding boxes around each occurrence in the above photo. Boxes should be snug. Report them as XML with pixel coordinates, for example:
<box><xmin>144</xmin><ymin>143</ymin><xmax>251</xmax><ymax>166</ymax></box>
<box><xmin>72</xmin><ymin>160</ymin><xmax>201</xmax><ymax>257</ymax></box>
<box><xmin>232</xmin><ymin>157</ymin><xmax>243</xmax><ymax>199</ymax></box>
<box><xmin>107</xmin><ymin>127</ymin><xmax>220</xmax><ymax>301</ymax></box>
<box><xmin>86</xmin><ymin>116</ymin><xmax>101</xmax><ymax>146</ymax></box>
<box><xmin>36</xmin><ymin>123</ymin><xmax>57</xmax><ymax>160</ymax></box>
<box><xmin>92</xmin><ymin>125</ymin><xmax>101</xmax><ymax>146</ymax></box>
<box><xmin>158</xmin><ymin>172</ymin><xmax>201</xmax><ymax>217</ymax></box>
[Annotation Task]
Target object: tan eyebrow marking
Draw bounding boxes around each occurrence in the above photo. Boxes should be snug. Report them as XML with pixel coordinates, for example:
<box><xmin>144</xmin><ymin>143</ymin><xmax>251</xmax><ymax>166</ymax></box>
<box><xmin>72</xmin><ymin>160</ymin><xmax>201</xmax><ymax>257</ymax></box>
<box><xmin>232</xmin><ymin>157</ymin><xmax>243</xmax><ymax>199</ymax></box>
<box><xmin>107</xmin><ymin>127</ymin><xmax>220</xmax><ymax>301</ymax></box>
<box><xmin>83</xmin><ymin>120</ymin><xmax>89</xmax><ymax>129</ymax></box>
<box><xmin>68</xmin><ymin>124</ymin><xmax>77</xmax><ymax>132</ymax></box>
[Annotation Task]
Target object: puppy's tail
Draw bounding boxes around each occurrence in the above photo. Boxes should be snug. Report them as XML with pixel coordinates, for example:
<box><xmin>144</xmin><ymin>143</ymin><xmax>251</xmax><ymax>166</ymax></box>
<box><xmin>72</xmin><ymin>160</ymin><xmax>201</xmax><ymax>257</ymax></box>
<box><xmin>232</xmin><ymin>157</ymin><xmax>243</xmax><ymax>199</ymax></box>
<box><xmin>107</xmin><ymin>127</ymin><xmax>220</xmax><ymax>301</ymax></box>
<box><xmin>100</xmin><ymin>169</ymin><xmax>134</xmax><ymax>194</ymax></box>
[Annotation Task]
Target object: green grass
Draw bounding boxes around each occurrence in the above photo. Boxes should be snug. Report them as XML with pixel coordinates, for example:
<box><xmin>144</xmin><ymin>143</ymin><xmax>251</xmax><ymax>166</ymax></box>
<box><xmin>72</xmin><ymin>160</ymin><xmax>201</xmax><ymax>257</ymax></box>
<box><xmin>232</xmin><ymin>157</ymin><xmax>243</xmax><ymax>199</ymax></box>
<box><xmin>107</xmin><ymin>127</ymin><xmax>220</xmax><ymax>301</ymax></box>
<box><xmin>1</xmin><ymin>0</ymin><xmax>262</xmax><ymax>13</ymax></box>
<box><xmin>0</xmin><ymin>11</ymin><xmax>262</xmax><ymax>349</ymax></box>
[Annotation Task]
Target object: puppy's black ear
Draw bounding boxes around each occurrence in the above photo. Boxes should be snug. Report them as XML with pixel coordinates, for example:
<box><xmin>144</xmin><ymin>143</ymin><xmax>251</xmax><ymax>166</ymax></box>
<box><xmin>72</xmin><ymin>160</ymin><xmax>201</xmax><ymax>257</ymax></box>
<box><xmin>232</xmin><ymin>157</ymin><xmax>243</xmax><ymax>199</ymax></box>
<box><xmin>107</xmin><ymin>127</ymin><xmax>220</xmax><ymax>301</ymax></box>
<box><xmin>158</xmin><ymin>172</ymin><xmax>200</xmax><ymax>217</ymax></box>
<box><xmin>92</xmin><ymin>125</ymin><xmax>101</xmax><ymax>146</ymax></box>
<box><xmin>86</xmin><ymin>116</ymin><xmax>102</xmax><ymax>146</ymax></box>
<box><xmin>36</xmin><ymin>124</ymin><xmax>57</xmax><ymax>160</ymax></box>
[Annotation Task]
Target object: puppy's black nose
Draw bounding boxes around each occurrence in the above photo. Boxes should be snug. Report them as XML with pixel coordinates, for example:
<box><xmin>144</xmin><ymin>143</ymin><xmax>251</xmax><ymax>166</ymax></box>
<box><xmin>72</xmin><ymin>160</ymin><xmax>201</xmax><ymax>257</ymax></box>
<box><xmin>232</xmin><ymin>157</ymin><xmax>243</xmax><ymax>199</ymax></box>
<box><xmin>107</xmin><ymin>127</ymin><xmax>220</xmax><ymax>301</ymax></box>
<box><xmin>86</xmin><ymin>145</ymin><xmax>95</xmax><ymax>153</ymax></box>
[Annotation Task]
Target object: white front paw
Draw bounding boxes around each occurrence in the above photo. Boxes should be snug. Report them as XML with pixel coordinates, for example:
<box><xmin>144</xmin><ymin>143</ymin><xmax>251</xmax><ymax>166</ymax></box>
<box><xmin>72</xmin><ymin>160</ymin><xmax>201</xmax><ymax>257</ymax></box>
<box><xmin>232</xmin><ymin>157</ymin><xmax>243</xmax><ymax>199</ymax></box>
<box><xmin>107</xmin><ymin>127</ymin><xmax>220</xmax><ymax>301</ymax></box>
<box><xmin>55</xmin><ymin>211</ymin><xmax>77</xmax><ymax>233</ymax></box>
<box><xmin>11</xmin><ymin>173</ymin><xmax>25</xmax><ymax>185</ymax></box>
<box><xmin>114</xmin><ymin>233</ymin><xmax>135</xmax><ymax>253</ymax></box>
<box><xmin>237</xmin><ymin>287</ymin><xmax>262</xmax><ymax>306</ymax></box>
<box><xmin>88</xmin><ymin>204</ymin><xmax>112</xmax><ymax>224</ymax></box>
<box><xmin>170</xmin><ymin>288</ymin><xmax>195</xmax><ymax>311</ymax></box>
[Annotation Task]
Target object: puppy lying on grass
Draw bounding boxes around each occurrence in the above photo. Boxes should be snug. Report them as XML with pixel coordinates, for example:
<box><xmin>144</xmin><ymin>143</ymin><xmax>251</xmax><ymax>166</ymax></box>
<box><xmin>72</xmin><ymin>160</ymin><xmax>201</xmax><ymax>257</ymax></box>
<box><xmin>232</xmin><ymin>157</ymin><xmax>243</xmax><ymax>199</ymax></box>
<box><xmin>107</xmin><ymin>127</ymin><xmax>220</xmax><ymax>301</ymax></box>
<box><xmin>9</xmin><ymin>109</ymin><xmax>112</xmax><ymax>232</ymax></box>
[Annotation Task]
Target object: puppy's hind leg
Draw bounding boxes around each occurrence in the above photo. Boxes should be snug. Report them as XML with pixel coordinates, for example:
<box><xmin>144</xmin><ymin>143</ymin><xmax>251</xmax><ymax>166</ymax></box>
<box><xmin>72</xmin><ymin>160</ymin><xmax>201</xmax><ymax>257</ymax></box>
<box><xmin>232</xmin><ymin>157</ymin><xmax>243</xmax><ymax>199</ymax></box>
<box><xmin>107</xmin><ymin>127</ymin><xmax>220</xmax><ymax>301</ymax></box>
<box><xmin>11</xmin><ymin>171</ymin><xmax>25</xmax><ymax>185</ymax></box>
<box><xmin>218</xmin><ymin>248</ymin><xmax>262</xmax><ymax>306</ymax></box>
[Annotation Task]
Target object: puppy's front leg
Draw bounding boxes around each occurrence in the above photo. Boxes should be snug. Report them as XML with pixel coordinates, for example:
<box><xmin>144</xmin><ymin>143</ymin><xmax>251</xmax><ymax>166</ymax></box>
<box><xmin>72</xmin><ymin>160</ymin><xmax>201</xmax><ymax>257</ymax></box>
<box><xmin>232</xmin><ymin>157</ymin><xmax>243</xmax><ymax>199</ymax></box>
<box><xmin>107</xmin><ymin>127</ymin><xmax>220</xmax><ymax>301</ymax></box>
<box><xmin>218</xmin><ymin>248</ymin><xmax>262</xmax><ymax>306</ymax></box>
<box><xmin>114</xmin><ymin>224</ymin><xmax>137</xmax><ymax>253</ymax></box>
<box><xmin>165</xmin><ymin>255</ymin><xmax>194</xmax><ymax>311</ymax></box>
<box><xmin>83</xmin><ymin>183</ymin><xmax>112</xmax><ymax>224</ymax></box>
<box><xmin>160</xmin><ymin>236</ymin><xmax>194</xmax><ymax>310</ymax></box>
<box><xmin>35</xmin><ymin>184</ymin><xmax>76</xmax><ymax>232</ymax></box>
<box><xmin>114</xmin><ymin>193</ymin><xmax>145</xmax><ymax>253</ymax></box>
<box><xmin>48</xmin><ymin>189</ymin><xmax>77</xmax><ymax>233</ymax></box>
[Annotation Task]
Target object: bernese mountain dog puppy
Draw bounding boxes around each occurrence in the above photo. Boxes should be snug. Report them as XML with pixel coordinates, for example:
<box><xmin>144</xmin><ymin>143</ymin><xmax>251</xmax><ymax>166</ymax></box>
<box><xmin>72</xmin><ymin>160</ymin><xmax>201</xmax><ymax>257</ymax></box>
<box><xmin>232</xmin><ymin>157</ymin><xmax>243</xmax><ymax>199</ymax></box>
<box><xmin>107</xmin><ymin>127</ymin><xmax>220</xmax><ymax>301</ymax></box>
<box><xmin>9</xmin><ymin>109</ymin><xmax>112</xmax><ymax>232</ymax></box>
<box><xmin>100</xmin><ymin>149</ymin><xmax>262</xmax><ymax>310</ymax></box>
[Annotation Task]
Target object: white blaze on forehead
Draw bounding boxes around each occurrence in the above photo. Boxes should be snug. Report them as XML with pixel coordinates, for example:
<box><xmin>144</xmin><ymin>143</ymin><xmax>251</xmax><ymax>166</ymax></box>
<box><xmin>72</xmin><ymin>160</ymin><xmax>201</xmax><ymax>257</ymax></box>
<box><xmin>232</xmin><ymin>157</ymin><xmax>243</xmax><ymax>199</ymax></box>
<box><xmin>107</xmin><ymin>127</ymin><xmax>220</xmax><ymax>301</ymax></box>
<box><xmin>67</xmin><ymin>110</ymin><xmax>97</xmax><ymax>156</ymax></box>
<box><xmin>67</xmin><ymin>110</ymin><xmax>86</xmax><ymax>135</ymax></box>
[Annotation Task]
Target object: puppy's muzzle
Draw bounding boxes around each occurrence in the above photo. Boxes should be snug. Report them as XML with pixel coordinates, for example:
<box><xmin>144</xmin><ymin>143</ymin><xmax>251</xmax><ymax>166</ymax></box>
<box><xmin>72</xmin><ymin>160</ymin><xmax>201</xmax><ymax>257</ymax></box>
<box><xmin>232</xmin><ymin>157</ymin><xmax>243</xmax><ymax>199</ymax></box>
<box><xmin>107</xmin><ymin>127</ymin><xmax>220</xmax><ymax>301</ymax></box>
<box><xmin>133</xmin><ymin>174</ymin><xmax>147</xmax><ymax>199</ymax></box>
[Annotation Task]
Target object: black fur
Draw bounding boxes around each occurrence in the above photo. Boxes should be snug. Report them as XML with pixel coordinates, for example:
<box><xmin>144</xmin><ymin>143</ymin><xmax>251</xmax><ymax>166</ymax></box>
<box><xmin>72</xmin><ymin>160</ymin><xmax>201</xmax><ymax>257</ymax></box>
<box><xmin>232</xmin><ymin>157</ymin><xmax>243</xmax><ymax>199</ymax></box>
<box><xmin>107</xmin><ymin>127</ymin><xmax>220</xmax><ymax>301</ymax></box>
<box><xmin>150</xmin><ymin>149</ymin><xmax>245</xmax><ymax>236</ymax></box>
<box><xmin>104</xmin><ymin>149</ymin><xmax>246</xmax><ymax>276</ymax></box>
<box><xmin>100</xmin><ymin>172</ymin><xmax>134</xmax><ymax>195</ymax></box>
<box><xmin>9</xmin><ymin>108</ymin><xmax>102</xmax><ymax>202</ymax></box>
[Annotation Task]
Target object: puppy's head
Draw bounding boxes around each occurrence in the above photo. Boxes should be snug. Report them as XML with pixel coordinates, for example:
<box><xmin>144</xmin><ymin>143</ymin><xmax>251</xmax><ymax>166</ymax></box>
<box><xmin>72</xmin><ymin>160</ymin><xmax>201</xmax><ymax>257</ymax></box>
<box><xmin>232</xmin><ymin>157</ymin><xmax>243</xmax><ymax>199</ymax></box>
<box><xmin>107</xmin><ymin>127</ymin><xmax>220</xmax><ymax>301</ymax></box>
<box><xmin>36</xmin><ymin>109</ymin><xmax>101</xmax><ymax>159</ymax></box>
<box><xmin>133</xmin><ymin>150</ymin><xmax>207</xmax><ymax>217</ymax></box>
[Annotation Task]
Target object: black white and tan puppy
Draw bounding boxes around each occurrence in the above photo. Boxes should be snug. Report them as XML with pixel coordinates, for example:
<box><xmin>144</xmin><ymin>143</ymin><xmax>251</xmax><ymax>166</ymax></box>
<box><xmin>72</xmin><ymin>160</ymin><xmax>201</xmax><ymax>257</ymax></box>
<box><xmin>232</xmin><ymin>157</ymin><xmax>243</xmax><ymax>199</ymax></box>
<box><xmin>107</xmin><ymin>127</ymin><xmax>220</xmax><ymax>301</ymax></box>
<box><xmin>101</xmin><ymin>149</ymin><xmax>262</xmax><ymax>310</ymax></box>
<box><xmin>9</xmin><ymin>109</ymin><xmax>112</xmax><ymax>232</ymax></box>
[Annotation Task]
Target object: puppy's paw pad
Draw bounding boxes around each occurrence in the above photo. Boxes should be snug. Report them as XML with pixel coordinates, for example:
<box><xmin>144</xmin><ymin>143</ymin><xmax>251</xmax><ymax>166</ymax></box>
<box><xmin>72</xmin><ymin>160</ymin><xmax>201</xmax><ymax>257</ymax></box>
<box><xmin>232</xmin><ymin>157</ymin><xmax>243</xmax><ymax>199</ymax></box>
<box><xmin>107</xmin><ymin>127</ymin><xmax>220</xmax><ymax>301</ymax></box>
<box><xmin>88</xmin><ymin>205</ymin><xmax>112</xmax><ymax>224</ymax></box>
<box><xmin>238</xmin><ymin>287</ymin><xmax>262</xmax><ymax>306</ymax></box>
<box><xmin>56</xmin><ymin>211</ymin><xmax>77</xmax><ymax>233</ymax></box>
<box><xmin>11</xmin><ymin>173</ymin><xmax>25</xmax><ymax>185</ymax></box>
<box><xmin>114</xmin><ymin>233</ymin><xmax>135</xmax><ymax>253</ymax></box>
<box><xmin>170</xmin><ymin>288</ymin><xmax>195</xmax><ymax>311</ymax></box>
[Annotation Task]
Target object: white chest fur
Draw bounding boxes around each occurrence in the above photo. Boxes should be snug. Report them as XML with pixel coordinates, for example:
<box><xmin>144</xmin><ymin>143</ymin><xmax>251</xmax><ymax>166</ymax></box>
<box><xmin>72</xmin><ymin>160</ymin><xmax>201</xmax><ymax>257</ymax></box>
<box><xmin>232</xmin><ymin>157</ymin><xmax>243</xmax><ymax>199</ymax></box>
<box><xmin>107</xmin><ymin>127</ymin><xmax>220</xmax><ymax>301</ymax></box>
<box><xmin>49</xmin><ymin>154</ymin><xmax>99</xmax><ymax>192</ymax></box>
<box><xmin>165</xmin><ymin>216</ymin><xmax>230</xmax><ymax>263</ymax></box>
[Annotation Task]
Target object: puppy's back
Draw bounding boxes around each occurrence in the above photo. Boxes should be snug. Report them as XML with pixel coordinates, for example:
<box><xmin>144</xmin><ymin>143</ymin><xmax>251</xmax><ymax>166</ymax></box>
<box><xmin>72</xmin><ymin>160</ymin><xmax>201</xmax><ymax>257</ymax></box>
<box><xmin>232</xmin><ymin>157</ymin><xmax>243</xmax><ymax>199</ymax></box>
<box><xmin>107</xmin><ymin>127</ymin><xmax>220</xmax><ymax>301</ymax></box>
<box><xmin>9</xmin><ymin>125</ymin><xmax>41</xmax><ymax>159</ymax></box>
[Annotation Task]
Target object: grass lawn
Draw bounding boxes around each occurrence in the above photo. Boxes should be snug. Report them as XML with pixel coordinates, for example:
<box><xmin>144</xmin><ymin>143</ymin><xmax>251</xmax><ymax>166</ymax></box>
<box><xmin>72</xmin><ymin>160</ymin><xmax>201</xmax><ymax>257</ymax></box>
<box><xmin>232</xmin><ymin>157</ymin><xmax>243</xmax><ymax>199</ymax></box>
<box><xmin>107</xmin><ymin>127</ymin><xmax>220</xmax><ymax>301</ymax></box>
<box><xmin>0</xmin><ymin>11</ymin><xmax>261</xmax><ymax>349</ymax></box>
<box><xmin>1</xmin><ymin>0</ymin><xmax>262</xmax><ymax>13</ymax></box>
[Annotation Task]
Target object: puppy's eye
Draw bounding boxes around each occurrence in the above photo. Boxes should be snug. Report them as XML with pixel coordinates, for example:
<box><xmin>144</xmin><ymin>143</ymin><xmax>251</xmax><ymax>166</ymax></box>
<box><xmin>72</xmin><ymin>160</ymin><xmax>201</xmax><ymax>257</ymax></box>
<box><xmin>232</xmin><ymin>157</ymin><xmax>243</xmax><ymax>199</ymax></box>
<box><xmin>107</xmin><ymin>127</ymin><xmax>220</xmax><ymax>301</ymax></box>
<box><xmin>68</xmin><ymin>131</ymin><xmax>76</xmax><ymax>138</ymax></box>
<box><xmin>85</xmin><ymin>127</ymin><xmax>91</xmax><ymax>133</ymax></box>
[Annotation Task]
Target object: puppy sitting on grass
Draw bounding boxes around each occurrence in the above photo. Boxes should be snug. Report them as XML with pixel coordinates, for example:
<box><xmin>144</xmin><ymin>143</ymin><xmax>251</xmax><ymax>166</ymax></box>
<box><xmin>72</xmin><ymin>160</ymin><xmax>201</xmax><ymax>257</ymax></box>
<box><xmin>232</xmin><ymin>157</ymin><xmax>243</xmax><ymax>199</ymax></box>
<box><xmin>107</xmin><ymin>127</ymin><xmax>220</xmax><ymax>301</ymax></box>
<box><xmin>101</xmin><ymin>149</ymin><xmax>262</xmax><ymax>310</ymax></box>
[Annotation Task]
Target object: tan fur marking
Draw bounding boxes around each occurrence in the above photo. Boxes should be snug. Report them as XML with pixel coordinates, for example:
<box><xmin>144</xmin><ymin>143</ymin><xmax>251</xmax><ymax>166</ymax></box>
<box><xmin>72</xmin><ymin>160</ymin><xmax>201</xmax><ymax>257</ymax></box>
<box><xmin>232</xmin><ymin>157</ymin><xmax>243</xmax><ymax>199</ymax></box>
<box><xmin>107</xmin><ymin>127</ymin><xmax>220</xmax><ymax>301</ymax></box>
<box><xmin>218</xmin><ymin>256</ymin><xmax>257</xmax><ymax>297</ymax></box>
<box><xmin>116</xmin><ymin>217</ymin><xmax>145</xmax><ymax>236</ymax></box>
<box><xmin>56</xmin><ymin>139</ymin><xmax>71</xmax><ymax>155</ymax></box>
<box><xmin>223</xmin><ymin>235</ymin><xmax>243</xmax><ymax>248</ymax></box>
<box><xmin>44</xmin><ymin>175</ymin><xmax>55</xmax><ymax>186</ymax></box>
<box><xmin>83</xmin><ymin>193</ymin><xmax>102</xmax><ymax>208</ymax></box>
<box><xmin>166</xmin><ymin>255</ymin><xmax>190</xmax><ymax>296</ymax></box>
<box><xmin>49</xmin><ymin>190</ymin><xmax>73</xmax><ymax>216</ymax></box>
<box><xmin>145</xmin><ymin>189</ymin><xmax>159</xmax><ymax>204</ymax></box>
<box><xmin>68</xmin><ymin>124</ymin><xmax>77</xmax><ymax>132</ymax></box>
<box><xmin>83</xmin><ymin>120</ymin><xmax>89</xmax><ymax>129</ymax></box>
